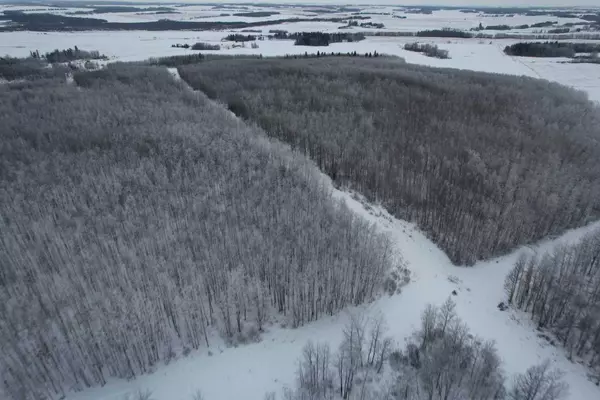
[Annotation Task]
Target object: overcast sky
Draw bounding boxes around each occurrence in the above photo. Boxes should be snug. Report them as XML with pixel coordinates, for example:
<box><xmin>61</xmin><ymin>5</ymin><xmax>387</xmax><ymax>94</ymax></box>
<box><xmin>76</xmin><ymin>0</ymin><xmax>599</xmax><ymax>7</ymax></box>
<box><xmin>138</xmin><ymin>0</ymin><xmax>598</xmax><ymax>7</ymax></box>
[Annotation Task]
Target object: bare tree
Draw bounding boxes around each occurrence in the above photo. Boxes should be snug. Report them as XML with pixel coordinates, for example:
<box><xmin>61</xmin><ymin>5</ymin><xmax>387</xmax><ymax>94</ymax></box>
<box><xmin>508</xmin><ymin>361</ymin><xmax>568</xmax><ymax>400</ymax></box>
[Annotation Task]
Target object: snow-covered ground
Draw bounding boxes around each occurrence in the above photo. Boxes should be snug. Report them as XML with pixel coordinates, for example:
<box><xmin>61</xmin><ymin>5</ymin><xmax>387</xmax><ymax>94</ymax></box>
<box><xmin>63</xmin><ymin>178</ymin><xmax>600</xmax><ymax>400</ymax></box>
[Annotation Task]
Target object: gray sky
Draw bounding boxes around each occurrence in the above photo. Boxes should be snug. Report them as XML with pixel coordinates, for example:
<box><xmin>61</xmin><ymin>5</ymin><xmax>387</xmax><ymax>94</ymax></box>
<box><xmin>161</xmin><ymin>0</ymin><xmax>599</xmax><ymax>7</ymax></box>
<box><xmin>82</xmin><ymin>0</ymin><xmax>600</xmax><ymax>7</ymax></box>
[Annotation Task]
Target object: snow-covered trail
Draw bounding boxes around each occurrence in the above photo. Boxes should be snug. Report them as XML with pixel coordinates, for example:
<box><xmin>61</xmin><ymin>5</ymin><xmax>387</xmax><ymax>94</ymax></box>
<box><xmin>336</xmin><ymin>191</ymin><xmax>600</xmax><ymax>400</ymax></box>
<box><xmin>65</xmin><ymin>183</ymin><xmax>600</xmax><ymax>400</ymax></box>
<box><xmin>64</xmin><ymin>69</ymin><xmax>600</xmax><ymax>400</ymax></box>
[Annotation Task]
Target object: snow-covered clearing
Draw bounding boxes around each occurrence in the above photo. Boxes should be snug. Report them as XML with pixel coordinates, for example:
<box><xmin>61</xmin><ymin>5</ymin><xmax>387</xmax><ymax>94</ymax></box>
<box><xmin>64</xmin><ymin>167</ymin><xmax>600</xmax><ymax>400</ymax></box>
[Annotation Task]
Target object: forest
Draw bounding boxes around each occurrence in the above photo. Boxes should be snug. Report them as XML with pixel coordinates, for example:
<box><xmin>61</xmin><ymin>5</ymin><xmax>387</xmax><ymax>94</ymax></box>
<box><xmin>268</xmin><ymin>300</ymin><xmax>567</xmax><ymax>400</ymax></box>
<box><xmin>0</xmin><ymin>62</ymin><xmax>393</xmax><ymax>400</ymax></box>
<box><xmin>178</xmin><ymin>56</ymin><xmax>600</xmax><ymax>265</ymax></box>
<box><xmin>504</xmin><ymin>228</ymin><xmax>600</xmax><ymax>384</ymax></box>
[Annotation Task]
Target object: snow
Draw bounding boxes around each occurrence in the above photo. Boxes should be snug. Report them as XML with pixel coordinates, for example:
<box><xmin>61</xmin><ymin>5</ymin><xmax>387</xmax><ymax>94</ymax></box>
<box><xmin>63</xmin><ymin>174</ymin><xmax>600</xmax><ymax>400</ymax></box>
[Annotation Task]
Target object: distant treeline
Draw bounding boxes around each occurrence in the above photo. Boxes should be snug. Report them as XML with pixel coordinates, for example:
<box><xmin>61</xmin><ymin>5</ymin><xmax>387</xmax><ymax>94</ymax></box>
<box><xmin>472</xmin><ymin>21</ymin><xmax>561</xmax><ymax>31</ymax></box>
<box><xmin>365</xmin><ymin>30</ymin><xmax>600</xmax><ymax>40</ymax></box>
<box><xmin>233</xmin><ymin>11</ymin><xmax>279</xmax><ymax>17</ymax></box>
<box><xmin>404</xmin><ymin>42</ymin><xmax>450</xmax><ymax>59</ymax></box>
<box><xmin>460</xmin><ymin>7</ymin><xmax>579</xmax><ymax>18</ymax></box>
<box><xmin>417</xmin><ymin>29</ymin><xmax>473</xmax><ymax>38</ymax></box>
<box><xmin>224</xmin><ymin>33</ymin><xmax>257</xmax><ymax>42</ymax></box>
<box><xmin>262</xmin><ymin>31</ymin><xmax>366</xmax><ymax>46</ymax></box>
<box><xmin>581</xmin><ymin>13</ymin><xmax>600</xmax><ymax>24</ymax></box>
<box><xmin>191</xmin><ymin>42</ymin><xmax>221</xmax><ymax>51</ymax></box>
<box><xmin>67</xmin><ymin>6</ymin><xmax>175</xmax><ymax>15</ymax></box>
<box><xmin>505</xmin><ymin>41</ymin><xmax>600</xmax><ymax>58</ymax></box>
<box><xmin>293</xmin><ymin>32</ymin><xmax>366</xmax><ymax>46</ymax></box>
<box><xmin>0</xmin><ymin>11</ymin><xmax>370</xmax><ymax>32</ymax></box>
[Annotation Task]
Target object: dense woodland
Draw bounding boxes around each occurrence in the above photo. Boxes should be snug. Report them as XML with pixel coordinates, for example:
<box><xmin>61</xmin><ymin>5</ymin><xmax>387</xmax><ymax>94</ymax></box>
<box><xmin>0</xmin><ymin>63</ymin><xmax>393</xmax><ymax>400</ymax></box>
<box><xmin>504</xmin><ymin>228</ymin><xmax>600</xmax><ymax>384</ymax></box>
<box><xmin>178</xmin><ymin>57</ymin><xmax>600</xmax><ymax>265</ymax></box>
<box><xmin>270</xmin><ymin>300</ymin><xmax>567</xmax><ymax>400</ymax></box>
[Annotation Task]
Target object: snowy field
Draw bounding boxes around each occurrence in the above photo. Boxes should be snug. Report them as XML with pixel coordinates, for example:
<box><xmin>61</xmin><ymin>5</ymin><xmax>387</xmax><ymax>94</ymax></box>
<box><xmin>64</xmin><ymin>176</ymin><xmax>600</xmax><ymax>400</ymax></box>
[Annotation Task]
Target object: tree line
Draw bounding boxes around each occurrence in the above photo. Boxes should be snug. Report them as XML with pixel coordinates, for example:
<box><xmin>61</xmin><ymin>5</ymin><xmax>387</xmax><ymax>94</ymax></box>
<box><xmin>292</xmin><ymin>32</ymin><xmax>366</xmax><ymax>46</ymax></box>
<box><xmin>178</xmin><ymin>57</ymin><xmax>600</xmax><ymax>265</ymax></box>
<box><xmin>364</xmin><ymin>31</ymin><xmax>600</xmax><ymax>40</ymax></box>
<box><xmin>0</xmin><ymin>10</ymin><xmax>374</xmax><ymax>32</ymax></box>
<box><xmin>29</xmin><ymin>46</ymin><xmax>107</xmax><ymax>63</ymax></box>
<box><xmin>0</xmin><ymin>63</ymin><xmax>393</xmax><ymax>399</ymax></box>
<box><xmin>268</xmin><ymin>300</ymin><xmax>568</xmax><ymax>400</ymax></box>
<box><xmin>504</xmin><ymin>42</ymin><xmax>600</xmax><ymax>58</ymax></box>
<box><xmin>504</xmin><ymin>228</ymin><xmax>600</xmax><ymax>384</ymax></box>
<box><xmin>403</xmin><ymin>42</ymin><xmax>450</xmax><ymax>59</ymax></box>
<box><xmin>0</xmin><ymin>55</ymin><xmax>70</xmax><ymax>81</ymax></box>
